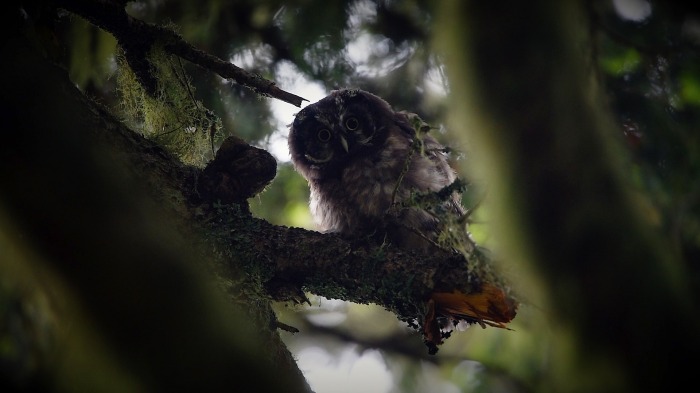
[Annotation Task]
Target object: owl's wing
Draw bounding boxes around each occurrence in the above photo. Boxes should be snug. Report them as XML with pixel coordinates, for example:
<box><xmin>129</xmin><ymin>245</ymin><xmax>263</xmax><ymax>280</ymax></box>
<box><xmin>376</xmin><ymin>112</ymin><xmax>464</xmax><ymax>254</ymax></box>
<box><xmin>393</xmin><ymin>110</ymin><xmax>466</xmax><ymax>217</ymax></box>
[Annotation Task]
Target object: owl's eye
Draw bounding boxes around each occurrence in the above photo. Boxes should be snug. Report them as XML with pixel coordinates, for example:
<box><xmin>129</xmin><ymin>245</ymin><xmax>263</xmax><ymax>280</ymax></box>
<box><xmin>344</xmin><ymin>117</ymin><xmax>359</xmax><ymax>131</ymax></box>
<box><xmin>317</xmin><ymin>128</ymin><xmax>332</xmax><ymax>142</ymax></box>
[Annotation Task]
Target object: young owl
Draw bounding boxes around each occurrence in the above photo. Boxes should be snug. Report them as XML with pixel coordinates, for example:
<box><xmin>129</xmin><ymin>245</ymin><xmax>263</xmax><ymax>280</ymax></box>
<box><xmin>288</xmin><ymin>89</ymin><xmax>465</xmax><ymax>251</ymax></box>
<box><xmin>288</xmin><ymin>89</ymin><xmax>518</xmax><ymax>342</ymax></box>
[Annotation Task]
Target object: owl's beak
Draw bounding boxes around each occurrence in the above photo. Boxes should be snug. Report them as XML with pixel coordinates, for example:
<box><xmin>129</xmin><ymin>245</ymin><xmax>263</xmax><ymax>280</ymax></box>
<box><xmin>339</xmin><ymin>135</ymin><xmax>349</xmax><ymax>153</ymax></box>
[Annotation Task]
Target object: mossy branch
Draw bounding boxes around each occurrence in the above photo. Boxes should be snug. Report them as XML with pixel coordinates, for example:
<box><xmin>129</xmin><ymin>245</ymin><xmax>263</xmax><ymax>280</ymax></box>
<box><xmin>94</xmin><ymin>94</ymin><xmax>486</xmax><ymax>336</ymax></box>
<box><xmin>215</xmin><ymin>211</ymin><xmax>478</xmax><ymax>313</ymax></box>
<box><xmin>55</xmin><ymin>0</ymin><xmax>307</xmax><ymax>107</ymax></box>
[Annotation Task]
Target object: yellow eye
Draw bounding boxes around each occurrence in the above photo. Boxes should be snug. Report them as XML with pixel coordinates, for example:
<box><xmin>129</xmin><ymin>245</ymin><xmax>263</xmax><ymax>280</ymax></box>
<box><xmin>345</xmin><ymin>117</ymin><xmax>359</xmax><ymax>131</ymax></box>
<box><xmin>317</xmin><ymin>128</ymin><xmax>332</xmax><ymax>142</ymax></box>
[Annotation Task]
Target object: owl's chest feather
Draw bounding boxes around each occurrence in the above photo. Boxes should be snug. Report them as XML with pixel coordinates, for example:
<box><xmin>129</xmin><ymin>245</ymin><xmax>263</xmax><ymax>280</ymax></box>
<box><xmin>310</xmin><ymin>134</ymin><xmax>426</xmax><ymax>233</ymax></box>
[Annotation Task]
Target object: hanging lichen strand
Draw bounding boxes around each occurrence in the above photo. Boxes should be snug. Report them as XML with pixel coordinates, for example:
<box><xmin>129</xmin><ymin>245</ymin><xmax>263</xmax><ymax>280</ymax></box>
<box><xmin>116</xmin><ymin>44</ymin><xmax>221</xmax><ymax>167</ymax></box>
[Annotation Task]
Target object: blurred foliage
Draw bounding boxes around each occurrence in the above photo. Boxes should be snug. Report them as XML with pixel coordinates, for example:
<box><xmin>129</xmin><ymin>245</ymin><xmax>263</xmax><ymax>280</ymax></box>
<box><xmin>46</xmin><ymin>0</ymin><xmax>700</xmax><ymax>392</ymax></box>
<box><xmin>590</xmin><ymin>1</ymin><xmax>700</xmax><ymax>267</ymax></box>
<box><xmin>250</xmin><ymin>163</ymin><xmax>313</xmax><ymax>228</ymax></box>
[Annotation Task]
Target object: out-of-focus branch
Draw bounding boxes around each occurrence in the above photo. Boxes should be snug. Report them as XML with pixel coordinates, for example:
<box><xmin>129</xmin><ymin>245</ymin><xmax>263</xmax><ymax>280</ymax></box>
<box><xmin>437</xmin><ymin>1</ymin><xmax>700</xmax><ymax>392</ymax></box>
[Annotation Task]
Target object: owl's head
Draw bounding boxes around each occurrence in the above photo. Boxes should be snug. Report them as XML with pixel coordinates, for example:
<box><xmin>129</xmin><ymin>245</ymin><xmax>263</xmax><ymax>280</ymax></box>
<box><xmin>288</xmin><ymin>89</ymin><xmax>398</xmax><ymax>180</ymax></box>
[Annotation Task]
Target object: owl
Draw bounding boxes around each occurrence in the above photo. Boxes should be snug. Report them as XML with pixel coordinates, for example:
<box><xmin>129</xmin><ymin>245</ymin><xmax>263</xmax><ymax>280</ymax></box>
<box><xmin>288</xmin><ymin>88</ymin><xmax>465</xmax><ymax>251</ymax></box>
<box><xmin>288</xmin><ymin>89</ymin><xmax>518</xmax><ymax>346</ymax></box>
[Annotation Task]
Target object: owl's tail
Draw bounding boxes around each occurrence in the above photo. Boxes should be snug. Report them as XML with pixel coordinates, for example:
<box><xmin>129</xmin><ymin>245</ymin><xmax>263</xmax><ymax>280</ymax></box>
<box><xmin>423</xmin><ymin>284</ymin><xmax>518</xmax><ymax>353</ymax></box>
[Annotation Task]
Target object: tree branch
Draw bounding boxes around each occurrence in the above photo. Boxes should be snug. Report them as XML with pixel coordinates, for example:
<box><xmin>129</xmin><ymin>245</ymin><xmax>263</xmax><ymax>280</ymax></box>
<box><xmin>55</xmin><ymin>0</ymin><xmax>307</xmax><ymax>107</ymax></box>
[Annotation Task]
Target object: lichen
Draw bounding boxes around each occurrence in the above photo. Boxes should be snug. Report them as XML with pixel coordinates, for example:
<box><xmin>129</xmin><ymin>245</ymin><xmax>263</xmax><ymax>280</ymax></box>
<box><xmin>116</xmin><ymin>45</ymin><xmax>222</xmax><ymax>167</ymax></box>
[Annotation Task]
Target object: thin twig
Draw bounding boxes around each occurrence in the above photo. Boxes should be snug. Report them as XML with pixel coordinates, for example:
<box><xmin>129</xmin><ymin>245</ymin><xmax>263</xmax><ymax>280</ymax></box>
<box><xmin>55</xmin><ymin>0</ymin><xmax>307</xmax><ymax>107</ymax></box>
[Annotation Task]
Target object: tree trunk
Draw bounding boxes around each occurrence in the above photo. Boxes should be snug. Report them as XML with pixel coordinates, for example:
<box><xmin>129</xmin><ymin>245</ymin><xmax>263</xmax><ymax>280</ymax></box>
<box><xmin>0</xmin><ymin>14</ymin><xmax>313</xmax><ymax>392</ymax></box>
<box><xmin>436</xmin><ymin>1</ymin><xmax>700</xmax><ymax>392</ymax></box>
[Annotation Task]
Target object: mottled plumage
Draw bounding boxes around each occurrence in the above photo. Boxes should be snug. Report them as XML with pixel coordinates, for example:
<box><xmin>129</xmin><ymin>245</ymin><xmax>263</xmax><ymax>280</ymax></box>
<box><xmin>288</xmin><ymin>89</ymin><xmax>464</xmax><ymax>250</ymax></box>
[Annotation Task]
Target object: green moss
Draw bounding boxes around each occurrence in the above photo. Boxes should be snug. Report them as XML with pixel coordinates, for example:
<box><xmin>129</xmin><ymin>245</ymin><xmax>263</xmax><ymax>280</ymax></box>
<box><xmin>116</xmin><ymin>45</ymin><xmax>222</xmax><ymax>167</ymax></box>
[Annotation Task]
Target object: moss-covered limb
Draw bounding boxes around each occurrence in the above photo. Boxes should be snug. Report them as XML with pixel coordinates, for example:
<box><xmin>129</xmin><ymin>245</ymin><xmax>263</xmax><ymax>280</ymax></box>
<box><xmin>86</xmin><ymin>101</ymin><xmax>488</xmax><ymax>327</ymax></box>
<box><xmin>98</xmin><ymin>114</ymin><xmax>493</xmax><ymax>330</ymax></box>
<box><xmin>53</xmin><ymin>0</ymin><xmax>306</xmax><ymax>107</ymax></box>
<box><xmin>193</xmin><ymin>198</ymin><xmax>484</xmax><ymax>330</ymax></box>
<box><xmin>237</xmin><ymin>216</ymin><xmax>478</xmax><ymax>316</ymax></box>
<box><xmin>437</xmin><ymin>1</ymin><xmax>700</xmax><ymax>392</ymax></box>
<box><xmin>97</xmin><ymin>94</ymin><xmax>493</xmax><ymax>343</ymax></box>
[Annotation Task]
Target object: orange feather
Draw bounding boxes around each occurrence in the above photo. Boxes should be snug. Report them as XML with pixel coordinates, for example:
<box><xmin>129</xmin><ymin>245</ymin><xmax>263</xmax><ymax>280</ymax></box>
<box><xmin>423</xmin><ymin>284</ymin><xmax>518</xmax><ymax>352</ymax></box>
